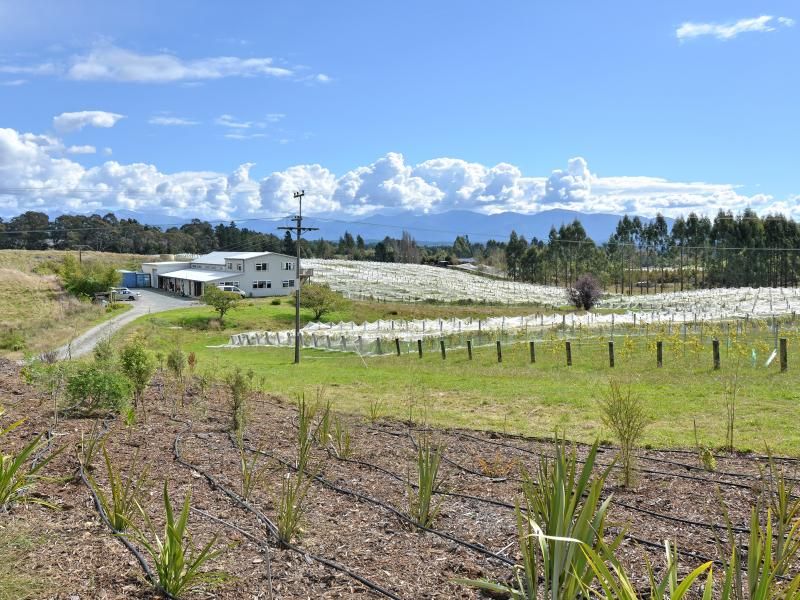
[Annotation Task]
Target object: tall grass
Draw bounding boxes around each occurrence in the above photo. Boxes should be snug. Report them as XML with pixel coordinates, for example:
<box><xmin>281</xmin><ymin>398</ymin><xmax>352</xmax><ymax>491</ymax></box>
<box><xmin>276</xmin><ymin>472</ymin><xmax>312</xmax><ymax>546</ymax></box>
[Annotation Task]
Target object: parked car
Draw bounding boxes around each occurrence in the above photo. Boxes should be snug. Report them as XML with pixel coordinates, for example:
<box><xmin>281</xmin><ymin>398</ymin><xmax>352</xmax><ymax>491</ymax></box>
<box><xmin>216</xmin><ymin>284</ymin><xmax>247</xmax><ymax>298</ymax></box>
<box><xmin>110</xmin><ymin>287</ymin><xmax>140</xmax><ymax>301</ymax></box>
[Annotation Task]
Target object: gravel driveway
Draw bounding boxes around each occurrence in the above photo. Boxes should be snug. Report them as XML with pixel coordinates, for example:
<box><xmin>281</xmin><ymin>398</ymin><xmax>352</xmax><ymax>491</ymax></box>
<box><xmin>56</xmin><ymin>289</ymin><xmax>199</xmax><ymax>359</ymax></box>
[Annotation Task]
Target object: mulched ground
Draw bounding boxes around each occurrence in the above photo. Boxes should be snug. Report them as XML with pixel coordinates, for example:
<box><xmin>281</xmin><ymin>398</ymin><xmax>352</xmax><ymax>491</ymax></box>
<box><xmin>1</xmin><ymin>358</ymin><xmax>798</xmax><ymax>599</ymax></box>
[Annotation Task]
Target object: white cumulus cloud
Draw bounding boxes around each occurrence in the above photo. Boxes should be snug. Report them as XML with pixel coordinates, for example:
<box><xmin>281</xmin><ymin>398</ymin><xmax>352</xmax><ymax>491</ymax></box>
<box><xmin>0</xmin><ymin>126</ymin><xmax>795</xmax><ymax>221</ymax></box>
<box><xmin>677</xmin><ymin>15</ymin><xmax>794</xmax><ymax>41</ymax></box>
<box><xmin>66</xmin><ymin>145</ymin><xmax>96</xmax><ymax>154</ymax></box>
<box><xmin>53</xmin><ymin>110</ymin><xmax>125</xmax><ymax>133</ymax></box>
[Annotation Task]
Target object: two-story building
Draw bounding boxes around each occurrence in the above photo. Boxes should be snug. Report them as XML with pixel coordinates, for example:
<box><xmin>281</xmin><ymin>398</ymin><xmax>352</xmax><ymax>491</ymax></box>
<box><xmin>141</xmin><ymin>251</ymin><xmax>310</xmax><ymax>298</ymax></box>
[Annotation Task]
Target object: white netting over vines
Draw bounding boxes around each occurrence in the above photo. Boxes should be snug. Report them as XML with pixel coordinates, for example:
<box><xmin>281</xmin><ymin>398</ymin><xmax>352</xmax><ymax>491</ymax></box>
<box><xmin>226</xmin><ymin>307</ymin><xmax>797</xmax><ymax>356</ymax></box>
<box><xmin>303</xmin><ymin>259</ymin><xmax>800</xmax><ymax>316</ymax></box>
<box><xmin>303</xmin><ymin>259</ymin><xmax>569</xmax><ymax>305</ymax></box>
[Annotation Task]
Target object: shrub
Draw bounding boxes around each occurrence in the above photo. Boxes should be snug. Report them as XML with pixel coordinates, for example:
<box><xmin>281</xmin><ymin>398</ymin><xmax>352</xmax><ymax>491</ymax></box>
<box><xmin>167</xmin><ymin>347</ymin><xmax>186</xmax><ymax>382</ymax></box>
<box><xmin>599</xmin><ymin>380</ymin><xmax>648</xmax><ymax>487</ymax></box>
<box><xmin>568</xmin><ymin>274</ymin><xmax>603</xmax><ymax>310</ymax></box>
<box><xmin>65</xmin><ymin>363</ymin><xmax>132</xmax><ymax>415</ymax></box>
<box><xmin>270</xmin><ymin>298</ymin><xmax>281</xmax><ymax>306</ymax></box>
<box><xmin>59</xmin><ymin>255</ymin><xmax>121</xmax><ymax>299</ymax></box>
<box><xmin>0</xmin><ymin>328</ymin><xmax>25</xmax><ymax>352</ymax></box>
<box><xmin>119</xmin><ymin>340</ymin><xmax>156</xmax><ymax>411</ymax></box>
<box><xmin>93</xmin><ymin>337</ymin><xmax>115</xmax><ymax>365</ymax></box>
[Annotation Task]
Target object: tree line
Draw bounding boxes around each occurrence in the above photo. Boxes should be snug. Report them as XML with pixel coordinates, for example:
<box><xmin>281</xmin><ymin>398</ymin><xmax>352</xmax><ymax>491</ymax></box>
<box><xmin>2</xmin><ymin>209</ymin><xmax>799</xmax><ymax>290</ymax></box>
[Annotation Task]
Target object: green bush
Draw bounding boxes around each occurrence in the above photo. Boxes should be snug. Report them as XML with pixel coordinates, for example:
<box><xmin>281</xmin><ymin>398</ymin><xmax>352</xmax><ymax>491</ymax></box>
<box><xmin>270</xmin><ymin>298</ymin><xmax>281</xmax><ymax>306</ymax></box>
<box><xmin>65</xmin><ymin>364</ymin><xmax>132</xmax><ymax>415</ymax></box>
<box><xmin>59</xmin><ymin>255</ymin><xmax>121</xmax><ymax>299</ymax></box>
<box><xmin>0</xmin><ymin>329</ymin><xmax>25</xmax><ymax>352</ymax></box>
<box><xmin>119</xmin><ymin>339</ymin><xmax>156</xmax><ymax>409</ymax></box>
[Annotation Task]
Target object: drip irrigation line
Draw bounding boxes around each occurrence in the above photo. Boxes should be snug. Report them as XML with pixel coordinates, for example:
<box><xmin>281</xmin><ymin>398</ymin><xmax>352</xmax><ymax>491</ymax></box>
<box><xmin>232</xmin><ymin>433</ymin><xmax>516</xmax><ymax>568</ymax></box>
<box><xmin>79</xmin><ymin>464</ymin><xmax>174</xmax><ymax>599</ymax></box>
<box><xmin>449</xmin><ymin>430</ymin><xmax>755</xmax><ymax>491</ymax></box>
<box><xmin>174</xmin><ymin>432</ymin><xmax>404</xmax><ymax>600</ymax></box>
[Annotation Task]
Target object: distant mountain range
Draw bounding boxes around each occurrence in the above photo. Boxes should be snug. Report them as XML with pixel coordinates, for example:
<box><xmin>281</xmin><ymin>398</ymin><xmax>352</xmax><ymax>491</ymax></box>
<box><xmin>42</xmin><ymin>208</ymin><xmax>671</xmax><ymax>245</ymax></box>
<box><xmin>298</xmin><ymin>209</ymin><xmax>673</xmax><ymax>244</ymax></box>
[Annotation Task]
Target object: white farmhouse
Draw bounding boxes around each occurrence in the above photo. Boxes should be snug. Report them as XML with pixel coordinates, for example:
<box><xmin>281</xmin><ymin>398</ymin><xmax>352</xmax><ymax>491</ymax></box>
<box><xmin>141</xmin><ymin>251</ymin><xmax>311</xmax><ymax>298</ymax></box>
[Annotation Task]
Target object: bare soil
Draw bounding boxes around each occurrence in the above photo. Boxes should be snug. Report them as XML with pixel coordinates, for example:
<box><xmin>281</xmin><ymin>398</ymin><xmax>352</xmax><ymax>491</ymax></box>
<box><xmin>1</xmin><ymin>358</ymin><xmax>797</xmax><ymax>599</ymax></box>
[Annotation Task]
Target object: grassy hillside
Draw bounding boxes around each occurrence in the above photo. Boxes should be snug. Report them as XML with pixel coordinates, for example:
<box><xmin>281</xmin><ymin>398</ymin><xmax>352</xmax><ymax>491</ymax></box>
<box><xmin>0</xmin><ymin>250</ymin><xmax>149</xmax><ymax>357</ymax></box>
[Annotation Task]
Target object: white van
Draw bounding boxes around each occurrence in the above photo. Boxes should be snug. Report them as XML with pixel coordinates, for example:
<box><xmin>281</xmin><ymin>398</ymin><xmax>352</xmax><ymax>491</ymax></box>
<box><xmin>216</xmin><ymin>284</ymin><xmax>247</xmax><ymax>298</ymax></box>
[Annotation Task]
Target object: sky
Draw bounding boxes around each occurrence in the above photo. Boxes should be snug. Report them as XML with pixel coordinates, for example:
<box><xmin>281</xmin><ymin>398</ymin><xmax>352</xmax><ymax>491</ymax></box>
<box><xmin>0</xmin><ymin>0</ymin><xmax>798</xmax><ymax>222</ymax></box>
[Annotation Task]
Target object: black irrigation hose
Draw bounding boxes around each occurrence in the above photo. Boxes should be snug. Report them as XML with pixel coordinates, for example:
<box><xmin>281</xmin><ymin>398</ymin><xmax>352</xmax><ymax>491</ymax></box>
<box><xmin>79</xmin><ymin>465</ymin><xmax>175</xmax><ymax>600</ymax></box>
<box><xmin>173</xmin><ymin>433</ymin><xmax>404</xmax><ymax>600</ymax></box>
<box><xmin>449</xmin><ymin>430</ymin><xmax>756</xmax><ymax>491</ymax></box>
<box><xmin>233</xmin><ymin>433</ymin><xmax>516</xmax><ymax>568</ymax></box>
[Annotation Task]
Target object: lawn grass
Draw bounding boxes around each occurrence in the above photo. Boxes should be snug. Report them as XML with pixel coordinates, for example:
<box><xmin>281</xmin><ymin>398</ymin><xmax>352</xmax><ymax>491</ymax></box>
<box><xmin>116</xmin><ymin>298</ymin><xmax>800</xmax><ymax>455</ymax></box>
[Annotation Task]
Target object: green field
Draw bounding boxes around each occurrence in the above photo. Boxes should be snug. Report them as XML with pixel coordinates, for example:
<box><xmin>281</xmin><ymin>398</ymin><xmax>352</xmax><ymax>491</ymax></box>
<box><xmin>116</xmin><ymin>298</ymin><xmax>800</xmax><ymax>455</ymax></box>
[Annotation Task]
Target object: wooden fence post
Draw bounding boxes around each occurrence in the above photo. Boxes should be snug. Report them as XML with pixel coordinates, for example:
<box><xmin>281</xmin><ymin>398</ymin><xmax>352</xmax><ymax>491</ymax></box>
<box><xmin>496</xmin><ymin>340</ymin><xmax>502</xmax><ymax>363</ymax></box>
<box><xmin>440</xmin><ymin>339</ymin><xmax>446</xmax><ymax>360</ymax></box>
<box><xmin>565</xmin><ymin>341</ymin><xmax>572</xmax><ymax>366</ymax></box>
<box><xmin>780</xmin><ymin>338</ymin><xmax>788</xmax><ymax>372</ymax></box>
<box><xmin>657</xmin><ymin>340</ymin><xmax>663</xmax><ymax>368</ymax></box>
<box><xmin>529</xmin><ymin>340</ymin><xmax>536</xmax><ymax>363</ymax></box>
<box><xmin>467</xmin><ymin>339</ymin><xmax>473</xmax><ymax>360</ymax></box>
<box><xmin>712</xmin><ymin>339</ymin><xmax>720</xmax><ymax>370</ymax></box>
<box><xmin>376</xmin><ymin>337</ymin><xmax>382</xmax><ymax>355</ymax></box>
<box><xmin>417</xmin><ymin>339</ymin><xmax>423</xmax><ymax>359</ymax></box>
<box><xmin>395</xmin><ymin>338</ymin><xmax>401</xmax><ymax>356</ymax></box>
<box><xmin>608</xmin><ymin>341</ymin><xmax>615</xmax><ymax>368</ymax></box>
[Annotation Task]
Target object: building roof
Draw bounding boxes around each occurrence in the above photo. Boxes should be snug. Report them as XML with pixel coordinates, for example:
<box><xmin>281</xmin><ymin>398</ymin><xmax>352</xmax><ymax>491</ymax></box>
<box><xmin>158</xmin><ymin>268</ymin><xmax>230</xmax><ymax>283</ymax></box>
<box><xmin>193</xmin><ymin>251</ymin><xmax>279</xmax><ymax>265</ymax></box>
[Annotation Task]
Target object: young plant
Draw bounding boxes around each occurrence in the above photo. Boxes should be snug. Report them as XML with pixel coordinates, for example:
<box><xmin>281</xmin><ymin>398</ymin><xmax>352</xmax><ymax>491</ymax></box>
<box><xmin>693</xmin><ymin>420</ymin><xmax>716</xmax><ymax>472</ymax></box>
<box><xmin>0</xmin><ymin>412</ymin><xmax>62</xmax><ymax>509</ymax></box>
<box><xmin>407</xmin><ymin>436</ymin><xmax>444</xmax><ymax>529</ymax></box>
<box><xmin>723</xmin><ymin>365</ymin><xmax>741</xmax><ymax>453</ymax></box>
<box><xmin>276</xmin><ymin>471</ymin><xmax>312</xmax><ymax>546</ymax></box>
<box><xmin>332</xmin><ymin>417</ymin><xmax>353</xmax><ymax>459</ymax></box>
<box><xmin>296</xmin><ymin>394</ymin><xmax>318</xmax><ymax>473</ymax></box>
<box><xmin>76</xmin><ymin>420</ymin><xmax>103</xmax><ymax>471</ymax></box>
<box><xmin>240</xmin><ymin>447</ymin><xmax>269</xmax><ymax>501</ymax></box>
<box><xmin>167</xmin><ymin>346</ymin><xmax>187</xmax><ymax>410</ymax></box>
<box><xmin>460</xmin><ymin>437</ymin><xmax>615</xmax><ymax>599</ymax></box>
<box><xmin>315</xmin><ymin>399</ymin><xmax>333</xmax><ymax>448</ymax></box>
<box><xmin>88</xmin><ymin>445</ymin><xmax>150</xmax><ymax>532</ymax></box>
<box><xmin>367</xmin><ymin>399</ymin><xmax>384</xmax><ymax>424</ymax></box>
<box><xmin>599</xmin><ymin>380</ymin><xmax>648</xmax><ymax>487</ymax></box>
<box><xmin>133</xmin><ymin>481</ymin><xmax>224</xmax><ymax>598</ymax></box>
<box><xmin>119</xmin><ymin>338</ymin><xmax>156</xmax><ymax>412</ymax></box>
<box><xmin>226</xmin><ymin>367</ymin><xmax>249</xmax><ymax>437</ymax></box>
<box><xmin>581</xmin><ymin>540</ymin><xmax>714</xmax><ymax>599</ymax></box>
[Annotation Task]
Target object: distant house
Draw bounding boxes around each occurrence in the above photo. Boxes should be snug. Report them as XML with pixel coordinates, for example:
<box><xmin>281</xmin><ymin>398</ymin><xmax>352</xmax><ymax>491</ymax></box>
<box><xmin>141</xmin><ymin>251</ymin><xmax>313</xmax><ymax>298</ymax></box>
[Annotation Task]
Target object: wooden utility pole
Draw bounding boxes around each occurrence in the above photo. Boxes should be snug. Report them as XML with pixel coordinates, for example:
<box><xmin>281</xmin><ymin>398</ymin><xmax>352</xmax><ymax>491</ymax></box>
<box><xmin>278</xmin><ymin>191</ymin><xmax>318</xmax><ymax>364</ymax></box>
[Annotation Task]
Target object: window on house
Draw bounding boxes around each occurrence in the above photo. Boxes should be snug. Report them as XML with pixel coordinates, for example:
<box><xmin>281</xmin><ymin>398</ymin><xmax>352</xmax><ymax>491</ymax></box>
<box><xmin>226</xmin><ymin>262</ymin><xmax>232</xmax><ymax>270</ymax></box>
<box><xmin>255</xmin><ymin>263</ymin><xmax>268</xmax><ymax>271</ymax></box>
<box><xmin>282</xmin><ymin>279</ymin><xmax>295</xmax><ymax>288</ymax></box>
<box><xmin>282</xmin><ymin>261</ymin><xmax>295</xmax><ymax>270</ymax></box>
<box><xmin>253</xmin><ymin>280</ymin><xmax>271</xmax><ymax>289</ymax></box>
<box><xmin>237</xmin><ymin>263</ymin><xmax>242</xmax><ymax>271</ymax></box>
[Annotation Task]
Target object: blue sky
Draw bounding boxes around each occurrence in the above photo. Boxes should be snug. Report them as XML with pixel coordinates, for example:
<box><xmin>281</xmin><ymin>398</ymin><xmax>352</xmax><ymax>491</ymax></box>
<box><xmin>0</xmin><ymin>0</ymin><xmax>797</xmax><ymax>220</ymax></box>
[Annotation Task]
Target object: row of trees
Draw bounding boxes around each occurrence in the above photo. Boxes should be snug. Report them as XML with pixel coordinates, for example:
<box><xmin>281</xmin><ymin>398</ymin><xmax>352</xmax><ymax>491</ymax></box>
<box><xmin>501</xmin><ymin>211</ymin><xmax>800</xmax><ymax>290</ymax></box>
<box><xmin>3</xmin><ymin>209</ymin><xmax>800</xmax><ymax>290</ymax></box>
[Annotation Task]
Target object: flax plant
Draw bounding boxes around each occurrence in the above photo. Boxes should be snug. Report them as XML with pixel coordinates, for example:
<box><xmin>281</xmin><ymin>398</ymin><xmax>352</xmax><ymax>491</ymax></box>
<box><xmin>132</xmin><ymin>481</ymin><xmax>224</xmax><ymax>598</ymax></box>
<box><xmin>88</xmin><ymin>445</ymin><xmax>150</xmax><ymax>532</ymax></box>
